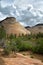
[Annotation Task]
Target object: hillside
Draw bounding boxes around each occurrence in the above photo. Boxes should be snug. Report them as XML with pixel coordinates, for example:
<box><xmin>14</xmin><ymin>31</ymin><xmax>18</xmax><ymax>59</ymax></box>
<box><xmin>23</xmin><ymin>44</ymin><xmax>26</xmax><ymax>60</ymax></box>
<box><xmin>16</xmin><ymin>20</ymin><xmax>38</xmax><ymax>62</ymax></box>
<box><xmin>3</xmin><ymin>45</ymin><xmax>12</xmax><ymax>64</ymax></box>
<box><xmin>25</xmin><ymin>24</ymin><xmax>43</xmax><ymax>34</ymax></box>
<box><xmin>1</xmin><ymin>17</ymin><xmax>30</xmax><ymax>36</ymax></box>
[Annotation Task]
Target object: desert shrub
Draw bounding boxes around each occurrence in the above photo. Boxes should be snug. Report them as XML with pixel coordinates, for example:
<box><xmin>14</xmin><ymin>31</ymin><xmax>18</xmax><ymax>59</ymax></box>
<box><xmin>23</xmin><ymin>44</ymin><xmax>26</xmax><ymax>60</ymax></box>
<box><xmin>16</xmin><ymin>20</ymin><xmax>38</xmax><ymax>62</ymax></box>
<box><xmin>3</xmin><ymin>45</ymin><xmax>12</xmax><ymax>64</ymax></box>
<box><xmin>19</xmin><ymin>43</ymin><xmax>32</xmax><ymax>51</ymax></box>
<box><xmin>3</xmin><ymin>40</ymin><xmax>11</xmax><ymax>55</ymax></box>
<box><xmin>30</xmin><ymin>55</ymin><xmax>34</xmax><ymax>58</ymax></box>
<box><xmin>10</xmin><ymin>39</ymin><xmax>18</xmax><ymax>52</ymax></box>
<box><xmin>32</xmin><ymin>38</ymin><xmax>43</xmax><ymax>54</ymax></box>
<box><xmin>9</xmin><ymin>34</ymin><xmax>15</xmax><ymax>40</ymax></box>
<box><xmin>16</xmin><ymin>39</ymin><xmax>32</xmax><ymax>51</ymax></box>
<box><xmin>35</xmin><ymin>32</ymin><xmax>43</xmax><ymax>39</ymax></box>
<box><xmin>27</xmin><ymin>34</ymin><xmax>32</xmax><ymax>40</ymax></box>
<box><xmin>0</xmin><ymin>26</ymin><xmax>6</xmax><ymax>39</ymax></box>
<box><xmin>3</xmin><ymin>39</ymin><xmax>18</xmax><ymax>55</ymax></box>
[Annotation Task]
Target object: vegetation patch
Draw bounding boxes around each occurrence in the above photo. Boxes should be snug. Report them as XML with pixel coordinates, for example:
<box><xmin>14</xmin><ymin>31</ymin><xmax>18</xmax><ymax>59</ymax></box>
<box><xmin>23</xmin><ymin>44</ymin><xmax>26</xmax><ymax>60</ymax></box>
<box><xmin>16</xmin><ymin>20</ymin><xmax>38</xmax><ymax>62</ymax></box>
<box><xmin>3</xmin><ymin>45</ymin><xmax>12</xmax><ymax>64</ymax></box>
<box><xmin>0</xmin><ymin>26</ymin><xmax>43</xmax><ymax>56</ymax></box>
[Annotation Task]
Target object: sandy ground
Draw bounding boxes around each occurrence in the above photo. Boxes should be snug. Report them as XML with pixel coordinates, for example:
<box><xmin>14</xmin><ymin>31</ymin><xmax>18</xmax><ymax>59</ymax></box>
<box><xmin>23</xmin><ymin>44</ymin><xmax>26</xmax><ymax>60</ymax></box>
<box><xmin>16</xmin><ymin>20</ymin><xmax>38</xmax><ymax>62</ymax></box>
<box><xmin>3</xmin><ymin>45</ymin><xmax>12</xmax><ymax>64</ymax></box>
<box><xmin>0</xmin><ymin>53</ymin><xmax>43</xmax><ymax>65</ymax></box>
<box><xmin>0</xmin><ymin>49</ymin><xmax>43</xmax><ymax>65</ymax></box>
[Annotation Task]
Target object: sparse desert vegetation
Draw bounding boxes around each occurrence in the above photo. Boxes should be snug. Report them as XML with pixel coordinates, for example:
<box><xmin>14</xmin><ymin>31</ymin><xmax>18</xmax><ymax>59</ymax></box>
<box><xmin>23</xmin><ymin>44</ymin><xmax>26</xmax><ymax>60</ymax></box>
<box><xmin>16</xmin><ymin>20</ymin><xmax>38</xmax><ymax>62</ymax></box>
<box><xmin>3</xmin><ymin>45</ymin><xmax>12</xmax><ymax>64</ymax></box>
<box><xmin>0</xmin><ymin>21</ymin><xmax>43</xmax><ymax>65</ymax></box>
<box><xmin>0</xmin><ymin>26</ymin><xmax>43</xmax><ymax>56</ymax></box>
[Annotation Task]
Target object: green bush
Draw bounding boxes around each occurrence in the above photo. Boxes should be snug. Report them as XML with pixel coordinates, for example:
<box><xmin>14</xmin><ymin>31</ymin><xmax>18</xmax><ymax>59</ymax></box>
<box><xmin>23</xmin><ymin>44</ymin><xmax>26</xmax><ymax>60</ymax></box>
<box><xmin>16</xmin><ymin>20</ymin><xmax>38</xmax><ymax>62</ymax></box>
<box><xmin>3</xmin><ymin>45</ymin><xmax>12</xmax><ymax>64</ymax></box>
<box><xmin>3</xmin><ymin>41</ymin><xmax>11</xmax><ymax>55</ymax></box>
<box><xmin>0</xmin><ymin>26</ymin><xmax>6</xmax><ymax>39</ymax></box>
<box><xmin>10</xmin><ymin>39</ymin><xmax>18</xmax><ymax>52</ymax></box>
<box><xmin>3</xmin><ymin>39</ymin><xmax>18</xmax><ymax>55</ymax></box>
<box><xmin>18</xmin><ymin>43</ymin><xmax>32</xmax><ymax>51</ymax></box>
<box><xmin>1</xmin><ymin>28</ymin><xmax>43</xmax><ymax>55</ymax></box>
<box><xmin>16</xmin><ymin>39</ymin><xmax>32</xmax><ymax>51</ymax></box>
<box><xmin>35</xmin><ymin>33</ymin><xmax>43</xmax><ymax>39</ymax></box>
<box><xmin>32</xmin><ymin>38</ymin><xmax>43</xmax><ymax>54</ymax></box>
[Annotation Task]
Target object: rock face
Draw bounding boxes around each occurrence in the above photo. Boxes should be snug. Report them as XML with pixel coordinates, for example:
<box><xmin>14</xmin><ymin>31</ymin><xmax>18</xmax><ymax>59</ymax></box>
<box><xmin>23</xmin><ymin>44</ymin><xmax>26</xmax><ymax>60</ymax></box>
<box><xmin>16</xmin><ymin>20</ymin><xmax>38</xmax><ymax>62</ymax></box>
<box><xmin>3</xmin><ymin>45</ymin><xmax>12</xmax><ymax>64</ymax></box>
<box><xmin>25</xmin><ymin>24</ymin><xmax>43</xmax><ymax>34</ymax></box>
<box><xmin>1</xmin><ymin>17</ymin><xmax>31</xmax><ymax>36</ymax></box>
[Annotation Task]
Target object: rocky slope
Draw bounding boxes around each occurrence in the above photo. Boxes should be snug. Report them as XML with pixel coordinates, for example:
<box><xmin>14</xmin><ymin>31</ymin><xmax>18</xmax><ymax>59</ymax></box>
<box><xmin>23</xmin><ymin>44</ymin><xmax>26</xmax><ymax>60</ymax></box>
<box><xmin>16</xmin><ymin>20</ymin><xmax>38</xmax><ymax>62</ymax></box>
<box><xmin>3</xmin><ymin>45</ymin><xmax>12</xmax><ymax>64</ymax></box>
<box><xmin>1</xmin><ymin>17</ymin><xmax>30</xmax><ymax>36</ymax></box>
<box><xmin>25</xmin><ymin>24</ymin><xmax>43</xmax><ymax>34</ymax></box>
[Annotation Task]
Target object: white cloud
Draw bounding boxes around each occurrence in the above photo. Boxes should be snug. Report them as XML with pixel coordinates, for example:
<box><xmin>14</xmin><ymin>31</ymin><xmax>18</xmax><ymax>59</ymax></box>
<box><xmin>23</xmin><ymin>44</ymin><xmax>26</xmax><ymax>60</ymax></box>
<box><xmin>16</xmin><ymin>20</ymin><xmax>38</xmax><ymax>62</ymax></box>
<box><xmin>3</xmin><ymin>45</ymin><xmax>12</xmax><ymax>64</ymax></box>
<box><xmin>0</xmin><ymin>12</ymin><xmax>7</xmax><ymax>20</ymax></box>
<box><xmin>1</xmin><ymin>0</ymin><xmax>14</xmax><ymax>8</ymax></box>
<box><xmin>19</xmin><ymin>22</ymin><xmax>27</xmax><ymax>26</ymax></box>
<box><xmin>16</xmin><ymin>10</ymin><xmax>20</xmax><ymax>16</ymax></box>
<box><xmin>0</xmin><ymin>0</ymin><xmax>43</xmax><ymax>26</ymax></box>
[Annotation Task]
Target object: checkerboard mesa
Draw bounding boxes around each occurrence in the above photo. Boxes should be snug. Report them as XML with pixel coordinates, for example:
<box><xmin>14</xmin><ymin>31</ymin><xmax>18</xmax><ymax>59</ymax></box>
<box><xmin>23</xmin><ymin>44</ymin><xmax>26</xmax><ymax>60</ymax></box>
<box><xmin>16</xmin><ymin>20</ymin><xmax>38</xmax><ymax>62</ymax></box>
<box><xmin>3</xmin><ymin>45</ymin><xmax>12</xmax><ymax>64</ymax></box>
<box><xmin>1</xmin><ymin>17</ymin><xmax>31</xmax><ymax>36</ymax></box>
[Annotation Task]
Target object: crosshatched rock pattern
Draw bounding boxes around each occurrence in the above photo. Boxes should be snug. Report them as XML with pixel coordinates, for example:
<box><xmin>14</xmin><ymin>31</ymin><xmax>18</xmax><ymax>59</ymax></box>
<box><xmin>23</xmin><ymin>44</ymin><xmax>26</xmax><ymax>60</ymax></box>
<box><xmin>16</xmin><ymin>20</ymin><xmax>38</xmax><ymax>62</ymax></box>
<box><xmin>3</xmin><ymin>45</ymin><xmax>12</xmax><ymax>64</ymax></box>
<box><xmin>1</xmin><ymin>17</ymin><xmax>31</xmax><ymax>36</ymax></box>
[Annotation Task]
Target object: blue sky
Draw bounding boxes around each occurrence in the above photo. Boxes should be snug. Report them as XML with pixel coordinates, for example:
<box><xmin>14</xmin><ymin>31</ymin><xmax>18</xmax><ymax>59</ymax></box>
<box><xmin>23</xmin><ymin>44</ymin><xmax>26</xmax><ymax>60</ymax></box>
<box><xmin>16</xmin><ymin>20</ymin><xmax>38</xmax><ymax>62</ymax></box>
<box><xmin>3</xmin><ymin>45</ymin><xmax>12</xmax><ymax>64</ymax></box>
<box><xmin>0</xmin><ymin>0</ymin><xmax>43</xmax><ymax>26</ymax></box>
